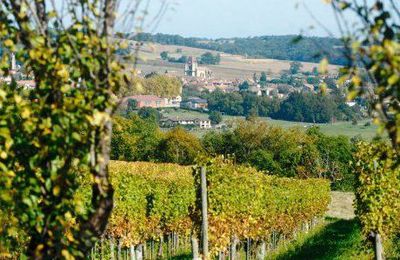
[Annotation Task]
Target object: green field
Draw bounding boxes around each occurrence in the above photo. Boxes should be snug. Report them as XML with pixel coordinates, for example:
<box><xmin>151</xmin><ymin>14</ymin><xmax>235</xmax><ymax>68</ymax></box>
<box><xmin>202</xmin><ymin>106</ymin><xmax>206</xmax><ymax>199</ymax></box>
<box><xmin>162</xmin><ymin>109</ymin><xmax>380</xmax><ymax>140</ymax></box>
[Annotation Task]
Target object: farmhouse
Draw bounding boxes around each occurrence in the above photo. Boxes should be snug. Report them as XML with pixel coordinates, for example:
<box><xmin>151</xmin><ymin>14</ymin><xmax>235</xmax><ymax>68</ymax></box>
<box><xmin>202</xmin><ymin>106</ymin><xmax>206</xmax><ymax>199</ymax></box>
<box><xmin>160</xmin><ymin>117</ymin><xmax>212</xmax><ymax>129</ymax></box>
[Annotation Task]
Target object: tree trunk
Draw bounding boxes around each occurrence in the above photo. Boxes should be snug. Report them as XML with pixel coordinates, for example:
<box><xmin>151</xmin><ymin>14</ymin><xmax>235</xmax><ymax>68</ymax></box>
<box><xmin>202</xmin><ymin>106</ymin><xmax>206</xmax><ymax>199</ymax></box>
<box><xmin>78</xmin><ymin>120</ymin><xmax>114</xmax><ymax>252</ymax></box>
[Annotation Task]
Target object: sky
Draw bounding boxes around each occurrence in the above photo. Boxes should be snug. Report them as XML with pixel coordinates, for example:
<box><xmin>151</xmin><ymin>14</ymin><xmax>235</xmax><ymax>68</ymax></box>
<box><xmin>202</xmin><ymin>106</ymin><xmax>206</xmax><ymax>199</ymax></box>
<box><xmin>143</xmin><ymin>0</ymin><xmax>341</xmax><ymax>38</ymax></box>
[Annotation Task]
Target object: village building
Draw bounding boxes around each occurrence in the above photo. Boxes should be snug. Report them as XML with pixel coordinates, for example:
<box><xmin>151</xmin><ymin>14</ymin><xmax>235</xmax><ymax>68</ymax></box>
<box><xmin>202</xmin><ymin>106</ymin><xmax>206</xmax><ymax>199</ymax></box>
<box><xmin>122</xmin><ymin>95</ymin><xmax>182</xmax><ymax>109</ymax></box>
<box><xmin>181</xmin><ymin>97</ymin><xmax>208</xmax><ymax>110</ymax></box>
<box><xmin>184</xmin><ymin>56</ymin><xmax>212</xmax><ymax>78</ymax></box>
<box><xmin>160</xmin><ymin>117</ymin><xmax>212</xmax><ymax>129</ymax></box>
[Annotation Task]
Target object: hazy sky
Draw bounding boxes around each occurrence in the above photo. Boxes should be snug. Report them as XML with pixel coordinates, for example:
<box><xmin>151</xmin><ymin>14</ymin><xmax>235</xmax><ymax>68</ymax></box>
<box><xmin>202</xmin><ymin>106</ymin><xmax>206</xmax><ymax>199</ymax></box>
<box><xmin>144</xmin><ymin>0</ymin><xmax>340</xmax><ymax>38</ymax></box>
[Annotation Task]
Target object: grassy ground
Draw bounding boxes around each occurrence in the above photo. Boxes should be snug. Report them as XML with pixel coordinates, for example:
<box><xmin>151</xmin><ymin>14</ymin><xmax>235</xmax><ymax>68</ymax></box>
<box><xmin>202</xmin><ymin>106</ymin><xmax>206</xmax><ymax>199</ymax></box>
<box><xmin>270</xmin><ymin>192</ymin><xmax>372</xmax><ymax>260</ymax></box>
<box><xmin>161</xmin><ymin>109</ymin><xmax>380</xmax><ymax>140</ymax></box>
<box><xmin>270</xmin><ymin>218</ymin><xmax>371</xmax><ymax>260</ymax></box>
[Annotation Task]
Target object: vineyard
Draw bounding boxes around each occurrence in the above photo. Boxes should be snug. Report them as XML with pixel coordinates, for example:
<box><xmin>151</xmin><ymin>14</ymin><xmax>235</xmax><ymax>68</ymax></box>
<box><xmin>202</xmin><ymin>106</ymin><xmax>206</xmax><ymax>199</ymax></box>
<box><xmin>81</xmin><ymin>159</ymin><xmax>331</xmax><ymax>259</ymax></box>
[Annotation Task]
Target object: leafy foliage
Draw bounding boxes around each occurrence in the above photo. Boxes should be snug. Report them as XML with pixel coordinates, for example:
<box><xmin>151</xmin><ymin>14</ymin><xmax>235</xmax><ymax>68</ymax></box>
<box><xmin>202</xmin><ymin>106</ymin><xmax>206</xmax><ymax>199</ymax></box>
<box><xmin>192</xmin><ymin>158</ymin><xmax>331</xmax><ymax>255</ymax></box>
<box><xmin>275</xmin><ymin>92</ymin><xmax>337</xmax><ymax>123</ymax></box>
<box><xmin>205</xmin><ymin>89</ymin><xmax>362</xmax><ymax>123</ymax></box>
<box><xmin>353</xmin><ymin>141</ymin><xmax>400</xmax><ymax>250</ymax></box>
<box><xmin>157</xmin><ymin>127</ymin><xmax>204</xmax><ymax>165</ymax></box>
<box><xmin>202</xmin><ymin>121</ymin><xmax>355</xmax><ymax>189</ymax></box>
<box><xmin>199</xmin><ymin>52</ymin><xmax>221</xmax><ymax>65</ymax></box>
<box><xmin>119</xmin><ymin>74</ymin><xmax>182</xmax><ymax>98</ymax></box>
<box><xmin>0</xmin><ymin>0</ymin><xmax>133</xmax><ymax>257</ymax></box>
<box><xmin>208</xmin><ymin>111</ymin><xmax>223</xmax><ymax>125</ymax></box>
<box><xmin>331</xmin><ymin>0</ymin><xmax>400</xmax><ymax>149</ymax></box>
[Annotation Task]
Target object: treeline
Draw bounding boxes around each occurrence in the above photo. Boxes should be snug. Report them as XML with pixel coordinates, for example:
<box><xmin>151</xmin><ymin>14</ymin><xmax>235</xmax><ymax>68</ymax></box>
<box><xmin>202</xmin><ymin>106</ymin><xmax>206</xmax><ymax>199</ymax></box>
<box><xmin>129</xmin><ymin>33</ymin><xmax>348</xmax><ymax>65</ymax></box>
<box><xmin>160</xmin><ymin>51</ymin><xmax>220</xmax><ymax>65</ymax></box>
<box><xmin>112</xmin><ymin>114</ymin><xmax>356</xmax><ymax>191</ymax></box>
<box><xmin>205</xmin><ymin>89</ymin><xmax>364</xmax><ymax>123</ymax></box>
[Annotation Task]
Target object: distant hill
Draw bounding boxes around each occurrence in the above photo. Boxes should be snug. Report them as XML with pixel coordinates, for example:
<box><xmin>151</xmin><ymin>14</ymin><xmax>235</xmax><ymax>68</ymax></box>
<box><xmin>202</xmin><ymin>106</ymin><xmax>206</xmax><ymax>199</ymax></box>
<box><xmin>127</xmin><ymin>33</ymin><xmax>348</xmax><ymax>65</ymax></box>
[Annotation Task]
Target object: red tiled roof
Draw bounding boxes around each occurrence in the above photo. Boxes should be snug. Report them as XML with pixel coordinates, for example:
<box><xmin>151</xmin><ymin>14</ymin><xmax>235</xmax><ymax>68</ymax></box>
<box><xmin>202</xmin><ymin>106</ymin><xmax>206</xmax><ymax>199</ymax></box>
<box><xmin>122</xmin><ymin>95</ymin><xmax>164</xmax><ymax>102</ymax></box>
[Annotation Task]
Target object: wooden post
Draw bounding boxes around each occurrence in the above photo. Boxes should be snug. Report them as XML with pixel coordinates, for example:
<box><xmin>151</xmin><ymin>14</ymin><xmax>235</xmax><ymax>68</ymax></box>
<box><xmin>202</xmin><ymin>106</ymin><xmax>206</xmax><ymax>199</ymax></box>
<box><xmin>246</xmin><ymin>238</ymin><xmax>250</xmax><ymax>260</ymax></box>
<box><xmin>118</xmin><ymin>240</ymin><xmax>122</xmax><ymax>260</ymax></box>
<box><xmin>158</xmin><ymin>236</ymin><xmax>163</xmax><ymax>258</ymax></box>
<box><xmin>200</xmin><ymin>166</ymin><xmax>209</xmax><ymax>259</ymax></box>
<box><xmin>192</xmin><ymin>233</ymin><xmax>200</xmax><ymax>260</ymax></box>
<box><xmin>130</xmin><ymin>245</ymin><xmax>135</xmax><ymax>260</ymax></box>
<box><xmin>375</xmin><ymin>233</ymin><xmax>383</xmax><ymax>260</ymax></box>
<box><xmin>136</xmin><ymin>244</ymin><xmax>143</xmax><ymax>260</ymax></box>
<box><xmin>256</xmin><ymin>241</ymin><xmax>266</xmax><ymax>260</ymax></box>
<box><xmin>109</xmin><ymin>239</ymin><xmax>115</xmax><ymax>260</ymax></box>
<box><xmin>229</xmin><ymin>236</ymin><xmax>238</xmax><ymax>260</ymax></box>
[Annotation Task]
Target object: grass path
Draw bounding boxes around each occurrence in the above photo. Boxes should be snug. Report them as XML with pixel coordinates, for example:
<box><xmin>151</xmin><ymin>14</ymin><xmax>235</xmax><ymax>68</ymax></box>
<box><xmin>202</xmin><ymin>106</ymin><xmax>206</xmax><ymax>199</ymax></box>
<box><xmin>271</xmin><ymin>218</ymin><xmax>370</xmax><ymax>260</ymax></box>
<box><xmin>272</xmin><ymin>192</ymin><xmax>372</xmax><ymax>260</ymax></box>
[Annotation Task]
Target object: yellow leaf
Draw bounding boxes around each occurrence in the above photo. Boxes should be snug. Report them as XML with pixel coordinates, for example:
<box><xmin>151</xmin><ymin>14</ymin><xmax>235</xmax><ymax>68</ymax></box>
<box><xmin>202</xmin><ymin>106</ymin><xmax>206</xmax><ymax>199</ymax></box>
<box><xmin>61</xmin><ymin>249</ymin><xmax>75</xmax><ymax>260</ymax></box>
<box><xmin>4</xmin><ymin>39</ymin><xmax>13</xmax><ymax>48</ymax></box>
<box><xmin>53</xmin><ymin>186</ymin><xmax>60</xmax><ymax>196</ymax></box>
<box><xmin>0</xmin><ymin>151</ymin><xmax>7</xmax><ymax>159</ymax></box>
<box><xmin>21</xmin><ymin>108</ymin><xmax>31</xmax><ymax>119</ymax></box>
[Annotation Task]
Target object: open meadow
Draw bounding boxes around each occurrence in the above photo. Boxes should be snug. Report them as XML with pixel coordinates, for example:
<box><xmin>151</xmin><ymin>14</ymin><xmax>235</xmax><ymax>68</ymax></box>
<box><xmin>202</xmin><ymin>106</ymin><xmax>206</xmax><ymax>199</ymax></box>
<box><xmin>162</xmin><ymin>109</ymin><xmax>380</xmax><ymax>140</ymax></box>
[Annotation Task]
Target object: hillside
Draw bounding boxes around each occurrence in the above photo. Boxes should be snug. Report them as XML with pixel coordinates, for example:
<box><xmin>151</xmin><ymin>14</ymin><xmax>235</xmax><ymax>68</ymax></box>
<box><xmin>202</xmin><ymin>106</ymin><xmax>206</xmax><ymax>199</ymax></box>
<box><xmin>129</xmin><ymin>33</ymin><xmax>347</xmax><ymax>65</ymax></box>
<box><xmin>131</xmin><ymin>41</ymin><xmax>340</xmax><ymax>80</ymax></box>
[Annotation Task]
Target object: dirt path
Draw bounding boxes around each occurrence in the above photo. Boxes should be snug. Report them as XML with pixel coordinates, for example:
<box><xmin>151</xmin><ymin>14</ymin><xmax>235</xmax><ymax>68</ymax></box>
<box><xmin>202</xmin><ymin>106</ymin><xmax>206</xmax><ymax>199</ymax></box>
<box><xmin>326</xmin><ymin>191</ymin><xmax>355</xmax><ymax>220</ymax></box>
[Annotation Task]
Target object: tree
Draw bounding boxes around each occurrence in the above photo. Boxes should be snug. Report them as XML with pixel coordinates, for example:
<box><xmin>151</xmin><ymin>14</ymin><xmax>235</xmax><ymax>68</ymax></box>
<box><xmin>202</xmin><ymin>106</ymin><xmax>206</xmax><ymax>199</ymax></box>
<box><xmin>160</xmin><ymin>51</ymin><xmax>169</xmax><ymax>60</ymax></box>
<box><xmin>0</xmin><ymin>0</ymin><xmax>150</xmax><ymax>258</ymax></box>
<box><xmin>199</xmin><ymin>52</ymin><xmax>220</xmax><ymax>65</ymax></box>
<box><xmin>127</xmin><ymin>99</ymin><xmax>138</xmax><ymax>113</ymax></box>
<box><xmin>209</xmin><ymin>111</ymin><xmax>223</xmax><ymax>125</ymax></box>
<box><xmin>158</xmin><ymin>127</ymin><xmax>203</xmax><ymax>165</ymax></box>
<box><xmin>289</xmin><ymin>61</ymin><xmax>303</xmax><ymax>74</ymax></box>
<box><xmin>330</xmin><ymin>0</ymin><xmax>400</xmax><ymax>150</ymax></box>
<box><xmin>329</xmin><ymin>3</ymin><xmax>400</xmax><ymax>258</ymax></box>
<box><xmin>111</xmin><ymin>115</ymin><xmax>162</xmax><ymax>162</ymax></box>
<box><xmin>259</xmin><ymin>72</ymin><xmax>267</xmax><ymax>85</ymax></box>
<box><xmin>138</xmin><ymin>107</ymin><xmax>161</xmax><ymax>123</ymax></box>
<box><xmin>239</xmin><ymin>81</ymin><xmax>250</xmax><ymax>92</ymax></box>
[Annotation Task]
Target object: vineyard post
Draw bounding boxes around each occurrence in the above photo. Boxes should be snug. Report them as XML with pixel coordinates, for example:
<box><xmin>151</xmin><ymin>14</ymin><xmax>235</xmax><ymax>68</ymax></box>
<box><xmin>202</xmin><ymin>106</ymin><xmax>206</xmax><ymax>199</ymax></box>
<box><xmin>201</xmin><ymin>166</ymin><xmax>209</xmax><ymax>259</ymax></box>
<box><xmin>256</xmin><ymin>241</ymin><xmax>266</xmax><ymax>260</ymax></box>
<box><xmin>374</xmin><ymin>233</ymin><xmax>383</xmax><ymax>260</ymax></box>
<box><xmin>136</xmin><ymin>244</ymin><xmax>144</xmax><ymax>260</ymax></box>
<box><xmin>229</xmin><ymin>236</ymin><xmax>239</xmax><ymax>260</ymax></box>
<box><xmin>118</xmin><ymin>240</ymin><xmax>122</xmax><ymax>259</ymax></box>
<box><xmin>246</xmin><ymin>238</ymin><xmax>250</xmax><ymax>260</ymax></box>
<box><xmin>130</xmin><ymin>245</ymin><xmax>135</xmax><ymax>260</ymax></box>
<box><xmin>191</xmin><ymin>233</ymin><xmax>200</xmax><ymax>260</ymax></box>
<box><xmin>110</xmin><ymin>239</ymin><xmax>115</xmax><ymax>260</ymax></box>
